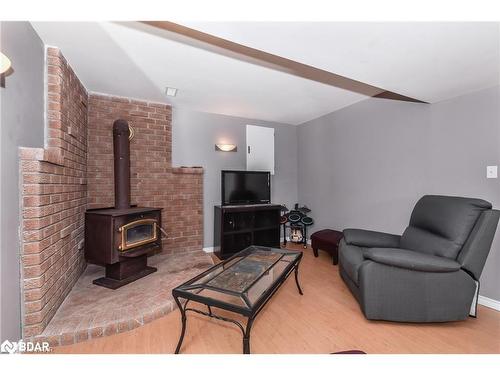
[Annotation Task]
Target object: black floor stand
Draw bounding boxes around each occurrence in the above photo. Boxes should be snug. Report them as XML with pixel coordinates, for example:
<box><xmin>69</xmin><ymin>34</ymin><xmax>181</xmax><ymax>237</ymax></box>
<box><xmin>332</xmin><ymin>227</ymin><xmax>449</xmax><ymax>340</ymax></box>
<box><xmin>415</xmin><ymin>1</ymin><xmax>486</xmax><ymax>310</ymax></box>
<box><xmin>282</xmin><ymin>222</ymin><xmax>308</xmax><ymax>249</ymax></box>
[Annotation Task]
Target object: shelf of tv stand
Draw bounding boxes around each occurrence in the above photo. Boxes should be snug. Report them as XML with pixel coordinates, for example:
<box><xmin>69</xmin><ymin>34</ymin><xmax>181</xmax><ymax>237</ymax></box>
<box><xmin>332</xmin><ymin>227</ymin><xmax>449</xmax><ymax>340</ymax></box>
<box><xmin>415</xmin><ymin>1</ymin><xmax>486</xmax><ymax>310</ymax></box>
<box><xmin>223</xmin><ymin>228</ymin><xmax>253</xmax><ymax>235</ymax></box>
<box><xmin>223</xmin><ymin>225</ymin><xmax>278</xmax><ymax>235</ymax></box>
<box><xmin>214</xmin><ymin>204</ymin><xmax>281</xmax><ymax>259</ymax></box>
<box><xmin>253</xmin><ymin>225</ymin><xmax>279</xmax><ymax>232</ymax></box>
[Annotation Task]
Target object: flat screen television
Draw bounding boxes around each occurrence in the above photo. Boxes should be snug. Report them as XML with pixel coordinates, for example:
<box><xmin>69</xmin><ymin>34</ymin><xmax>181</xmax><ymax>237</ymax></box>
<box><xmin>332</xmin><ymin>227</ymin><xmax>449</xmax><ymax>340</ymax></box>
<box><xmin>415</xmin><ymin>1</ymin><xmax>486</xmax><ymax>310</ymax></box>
<box><xmin>221</xmin><ymin>170</ymin><xmax>271</xmax><ymax>205</ymax></box>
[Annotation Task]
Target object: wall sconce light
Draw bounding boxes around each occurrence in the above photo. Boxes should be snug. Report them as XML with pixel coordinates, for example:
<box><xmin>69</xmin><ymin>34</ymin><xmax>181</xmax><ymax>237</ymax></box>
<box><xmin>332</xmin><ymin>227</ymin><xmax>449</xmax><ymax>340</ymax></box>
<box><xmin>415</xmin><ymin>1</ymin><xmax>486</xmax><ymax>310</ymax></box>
<box><xmin>215</xmin><ymin>144</ymin><xmax>237</xmax><ymax>152</ymax></box>
<box><xmin>0</xmin><ymin>52</ymin><xmax>11</xmax><ymax>74</ymax></box>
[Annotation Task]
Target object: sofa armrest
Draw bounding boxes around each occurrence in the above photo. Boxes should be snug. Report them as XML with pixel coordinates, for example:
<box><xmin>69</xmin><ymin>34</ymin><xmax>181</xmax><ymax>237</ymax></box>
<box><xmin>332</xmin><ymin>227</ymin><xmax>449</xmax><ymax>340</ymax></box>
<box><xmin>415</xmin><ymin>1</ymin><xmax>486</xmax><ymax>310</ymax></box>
<box><xmin>364</xmin><ymin>248</ymin><xmax>461</xmax><ymax>272</ymax></box>
<box><xmin>343</xmin><ymin>229</ymin><xmax>401</xmax><ymax>248</ymax></box>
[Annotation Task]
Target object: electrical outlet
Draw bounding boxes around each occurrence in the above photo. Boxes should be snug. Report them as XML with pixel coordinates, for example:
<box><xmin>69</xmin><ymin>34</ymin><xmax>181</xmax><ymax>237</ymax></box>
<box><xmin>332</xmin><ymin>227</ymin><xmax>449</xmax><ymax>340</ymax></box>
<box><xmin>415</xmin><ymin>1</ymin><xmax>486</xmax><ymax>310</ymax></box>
<box><xmin>487</xmin><ymin>166</ymin><xmax>498</xmax><ymax>179</ymax></box>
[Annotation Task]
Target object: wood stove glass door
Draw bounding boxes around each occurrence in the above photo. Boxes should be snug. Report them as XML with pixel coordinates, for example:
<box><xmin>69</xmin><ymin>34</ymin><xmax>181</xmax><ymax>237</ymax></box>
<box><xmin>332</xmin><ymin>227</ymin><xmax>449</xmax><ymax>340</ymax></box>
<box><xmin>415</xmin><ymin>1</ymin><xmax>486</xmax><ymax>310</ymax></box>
<box><xmin>119</xmin><ymin>219</ymin><xmax>157</xmax><ymax>251</ymax></box>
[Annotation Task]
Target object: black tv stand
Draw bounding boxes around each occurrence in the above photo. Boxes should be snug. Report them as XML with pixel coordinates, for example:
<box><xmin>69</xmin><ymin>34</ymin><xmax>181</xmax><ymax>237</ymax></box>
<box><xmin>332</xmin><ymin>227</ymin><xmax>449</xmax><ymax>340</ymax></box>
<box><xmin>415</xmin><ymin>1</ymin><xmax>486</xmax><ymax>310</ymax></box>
<box><xmin>214</xmin><ymin>204</ymin><xmax>281</xmax><ymax>259</ymax></box>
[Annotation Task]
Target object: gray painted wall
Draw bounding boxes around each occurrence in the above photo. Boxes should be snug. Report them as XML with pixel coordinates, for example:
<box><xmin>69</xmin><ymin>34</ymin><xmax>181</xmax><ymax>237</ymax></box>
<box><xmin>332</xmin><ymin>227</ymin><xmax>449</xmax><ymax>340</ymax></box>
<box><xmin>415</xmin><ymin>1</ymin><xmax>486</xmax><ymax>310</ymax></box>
<box><xmin>0</xmin><ymin>22</ymin><xmax>45</xmax><ymax>341</ymax></box>
<box><xmin>297</xmin><ymin>86</ymin><xmax>500</xmax><ymax>301</ymax></box>
<box><xmin>172</xmin><ymin>108</ymin><xmax>298</xmax><ymax>248</ymax></box>
<box><xmin>427</xmin><ymin>86</ymin><xmax>500</xmax><ymax>300</ymax></box>
<box><xmin>298</xmin><ymin>99</ymin><xmax>430</xmax><ymax>234</ymax></box>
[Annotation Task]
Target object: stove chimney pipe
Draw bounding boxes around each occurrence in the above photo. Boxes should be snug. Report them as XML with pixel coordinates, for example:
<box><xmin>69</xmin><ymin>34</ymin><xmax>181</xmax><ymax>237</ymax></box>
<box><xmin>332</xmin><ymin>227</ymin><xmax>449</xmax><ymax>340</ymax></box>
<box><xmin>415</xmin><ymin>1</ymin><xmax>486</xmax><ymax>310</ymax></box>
<box><xmin>113</xmin><ymin>119</ymin><xmax>131</xmax><ymax>209</ymax></box>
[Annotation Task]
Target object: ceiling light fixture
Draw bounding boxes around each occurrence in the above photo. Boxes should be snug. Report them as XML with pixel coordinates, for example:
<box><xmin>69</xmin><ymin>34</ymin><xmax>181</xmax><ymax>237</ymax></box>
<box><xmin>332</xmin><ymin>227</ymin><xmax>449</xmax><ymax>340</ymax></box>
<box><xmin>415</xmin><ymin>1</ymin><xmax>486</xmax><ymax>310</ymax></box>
<box><xmin>215</xmin><ymin>144</ymin><xmax>237</xmax><ymax>152</ymax></box>
<box><xmin>0</xmin><ymin>52</ymin><xmax>11</xmax><ymax>74</ymax></box>
<box><xmin>165</xmin><ymin>87</ymin><xmax>178</xmax><ymax>97</ymax></box>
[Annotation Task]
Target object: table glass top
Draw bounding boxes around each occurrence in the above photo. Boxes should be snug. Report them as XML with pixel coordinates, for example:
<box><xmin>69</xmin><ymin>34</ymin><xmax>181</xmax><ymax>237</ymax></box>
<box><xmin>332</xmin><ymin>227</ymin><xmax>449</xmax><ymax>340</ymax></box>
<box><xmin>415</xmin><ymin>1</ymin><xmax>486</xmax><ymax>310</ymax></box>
<box><xmin>174</xmin><ymin>246</ymin><xmax>301</xmax><ymax>311</ymax></box>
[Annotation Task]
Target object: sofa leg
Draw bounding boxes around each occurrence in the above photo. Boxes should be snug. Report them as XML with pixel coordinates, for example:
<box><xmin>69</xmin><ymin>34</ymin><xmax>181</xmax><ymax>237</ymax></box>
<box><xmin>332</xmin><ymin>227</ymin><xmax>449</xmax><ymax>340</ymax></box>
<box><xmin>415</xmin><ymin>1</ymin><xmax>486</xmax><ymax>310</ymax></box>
<box><xmin>312</xmin><ymin>247</ymin><xmax>318</xmax><ymax>257</ymax></box>
<box><xmin>469</xmin><ymin>280</ymin><xmax>480</xmax><ymax>318</ymax></box>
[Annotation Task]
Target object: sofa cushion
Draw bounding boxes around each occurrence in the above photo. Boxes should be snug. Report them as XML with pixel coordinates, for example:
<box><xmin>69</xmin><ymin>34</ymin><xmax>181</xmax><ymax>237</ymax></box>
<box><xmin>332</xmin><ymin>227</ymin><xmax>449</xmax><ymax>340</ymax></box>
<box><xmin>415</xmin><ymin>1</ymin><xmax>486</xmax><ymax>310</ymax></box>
<box><xmin>364</xmin><ymin>248</ymin><xmax>461</xmax><ymax>272</ymax></box>
<box><xmin>343</xmin><ymin>228</ymin><xmax>400</xmax><ymax>248</ymax></box>
<box><xmin>400</xmin><ymin>195</ymin><xmax>491</xmax><ymax>259</ymax></box>
<box><xmin>339</xmin><ymin>242</ymin><xmax>367</xmax><ymax>285</ymax></box>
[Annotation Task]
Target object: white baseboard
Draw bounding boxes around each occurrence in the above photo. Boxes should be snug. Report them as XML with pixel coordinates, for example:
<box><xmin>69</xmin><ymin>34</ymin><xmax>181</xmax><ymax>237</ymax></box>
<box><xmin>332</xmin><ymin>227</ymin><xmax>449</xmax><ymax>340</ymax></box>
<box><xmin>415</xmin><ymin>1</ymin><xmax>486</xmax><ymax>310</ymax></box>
<box><xmin>478</xmin><ymin>295</ymin><xmax>500</xmax><ymax>311</ymax></box>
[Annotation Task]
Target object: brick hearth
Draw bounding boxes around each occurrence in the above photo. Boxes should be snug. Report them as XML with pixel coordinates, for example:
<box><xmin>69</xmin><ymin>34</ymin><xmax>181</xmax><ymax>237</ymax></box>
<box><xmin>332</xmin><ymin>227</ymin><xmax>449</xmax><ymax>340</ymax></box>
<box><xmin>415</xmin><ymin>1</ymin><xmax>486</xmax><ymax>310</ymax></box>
<box><xmin>34</xmin><ymin>251</ymin><xmax>213</xmax><ymax>347</ymax></box>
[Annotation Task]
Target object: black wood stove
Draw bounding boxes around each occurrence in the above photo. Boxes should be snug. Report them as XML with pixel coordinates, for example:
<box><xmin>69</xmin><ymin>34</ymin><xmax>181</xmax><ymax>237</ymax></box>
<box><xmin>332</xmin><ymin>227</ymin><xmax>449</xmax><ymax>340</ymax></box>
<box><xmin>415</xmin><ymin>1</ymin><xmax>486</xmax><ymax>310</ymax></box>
<box><xmin>84</xmin><ymin>119</ymin><xmax>162</xmax><ymax>289</ymax></box>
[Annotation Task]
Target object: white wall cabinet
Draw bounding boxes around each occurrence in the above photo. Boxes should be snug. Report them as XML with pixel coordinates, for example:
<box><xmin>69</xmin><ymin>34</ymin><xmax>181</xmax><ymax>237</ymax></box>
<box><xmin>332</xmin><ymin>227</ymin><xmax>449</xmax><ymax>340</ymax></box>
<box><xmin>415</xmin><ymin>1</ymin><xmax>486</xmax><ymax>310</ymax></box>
<box><xmin>246</xmin><ymin>125</ymin><xmax>275</xmax><ymax>175</ymax></box>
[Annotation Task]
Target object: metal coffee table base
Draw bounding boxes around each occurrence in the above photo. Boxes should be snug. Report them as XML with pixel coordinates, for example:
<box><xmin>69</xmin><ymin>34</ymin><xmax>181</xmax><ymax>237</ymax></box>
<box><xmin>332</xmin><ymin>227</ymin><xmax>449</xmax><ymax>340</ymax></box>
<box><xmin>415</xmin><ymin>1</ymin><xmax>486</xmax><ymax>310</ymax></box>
<box><xmin>173</xmin><ymin>261</ymin><xmax>303</xmax><ymax>354</ymax></box>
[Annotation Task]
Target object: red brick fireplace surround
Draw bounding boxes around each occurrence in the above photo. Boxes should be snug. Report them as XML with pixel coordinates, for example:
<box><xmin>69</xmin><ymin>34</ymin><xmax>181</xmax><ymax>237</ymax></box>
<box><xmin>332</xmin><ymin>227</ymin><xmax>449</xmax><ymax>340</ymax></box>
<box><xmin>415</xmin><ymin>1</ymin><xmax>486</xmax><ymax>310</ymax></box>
<box><xmin>19</xmin><ymin>47</ymin><xmax>203</xmax><ymax>339</ymax></box>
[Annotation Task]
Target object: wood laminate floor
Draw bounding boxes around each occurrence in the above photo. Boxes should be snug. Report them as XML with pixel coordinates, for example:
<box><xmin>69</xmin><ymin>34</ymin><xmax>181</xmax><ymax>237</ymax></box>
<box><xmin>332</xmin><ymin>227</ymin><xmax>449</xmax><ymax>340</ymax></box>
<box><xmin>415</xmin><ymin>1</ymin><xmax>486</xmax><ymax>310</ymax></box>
<box><xmin>53</xmin><ymin>245</ymin><xmax>500</xmax><ymax>354</ymax></box>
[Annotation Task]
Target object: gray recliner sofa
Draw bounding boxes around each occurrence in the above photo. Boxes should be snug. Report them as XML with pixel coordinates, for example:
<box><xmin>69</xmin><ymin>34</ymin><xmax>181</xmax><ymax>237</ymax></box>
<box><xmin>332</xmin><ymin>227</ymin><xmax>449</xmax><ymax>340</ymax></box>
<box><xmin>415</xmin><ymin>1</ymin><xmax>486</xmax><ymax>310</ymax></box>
<box><xmin>339</xmin><ymin>195</ymin><xmax>499</xmax><ymax>322</ymax></box>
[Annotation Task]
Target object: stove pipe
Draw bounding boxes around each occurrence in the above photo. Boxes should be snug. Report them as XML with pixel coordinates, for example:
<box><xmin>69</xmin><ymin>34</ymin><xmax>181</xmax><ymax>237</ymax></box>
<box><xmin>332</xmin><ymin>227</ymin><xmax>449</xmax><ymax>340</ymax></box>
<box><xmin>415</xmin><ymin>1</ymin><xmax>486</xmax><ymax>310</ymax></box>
<box><xmin>113</xmin><ymin>119</ymin><xmax>131</xmax><ymax>209</ymax></box>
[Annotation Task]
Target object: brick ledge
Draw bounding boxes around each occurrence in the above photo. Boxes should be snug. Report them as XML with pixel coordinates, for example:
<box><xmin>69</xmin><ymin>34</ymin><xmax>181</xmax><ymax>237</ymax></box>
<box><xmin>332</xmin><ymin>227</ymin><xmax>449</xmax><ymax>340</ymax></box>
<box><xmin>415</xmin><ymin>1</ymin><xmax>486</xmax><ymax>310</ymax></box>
<box><xmin>171</xmin><ymin>166</ymin><xmax>204</xmax><ymax>174</ymax></box>
<box><xmin>19</xmin><ymin>147</ymin><xmax>65</xmax><ymax>166</ymax></box>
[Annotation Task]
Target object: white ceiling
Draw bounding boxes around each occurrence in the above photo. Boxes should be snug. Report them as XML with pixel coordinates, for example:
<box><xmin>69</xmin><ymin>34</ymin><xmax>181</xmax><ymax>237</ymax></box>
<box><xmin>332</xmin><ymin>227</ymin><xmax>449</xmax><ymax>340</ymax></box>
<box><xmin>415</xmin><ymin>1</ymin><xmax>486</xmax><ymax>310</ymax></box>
<box><xmin>31</xmin><ymin>22</ymin><xmax>368</xmax><ymax>125</ymax></box>
<box><xmin>31</xmin><ymin>22</ymin><xmax>500</xmax><ymax>125</ymax></box>
<box><xmin>182</xmin><ymin>22</ymin><xmax>500</xmax><ymax>103</ymax></box>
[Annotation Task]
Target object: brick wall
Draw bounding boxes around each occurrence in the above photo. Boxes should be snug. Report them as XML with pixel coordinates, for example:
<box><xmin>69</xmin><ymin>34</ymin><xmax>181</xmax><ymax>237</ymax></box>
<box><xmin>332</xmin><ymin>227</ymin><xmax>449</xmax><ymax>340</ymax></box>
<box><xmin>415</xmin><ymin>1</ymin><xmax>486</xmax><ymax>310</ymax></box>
<box><xmin>19</xmin><ymin>48</ymin><xmax>203</xmax><ymax>339</ymax></box>
<box><xmin>20</xmin><ymin>47</ymin><xmax>88</xmax><ymax>337</ymax></box>
<box><xmin>87</xmin><ymin>93</ymin><xmax>203</xmax><ymax>253</ymax></box>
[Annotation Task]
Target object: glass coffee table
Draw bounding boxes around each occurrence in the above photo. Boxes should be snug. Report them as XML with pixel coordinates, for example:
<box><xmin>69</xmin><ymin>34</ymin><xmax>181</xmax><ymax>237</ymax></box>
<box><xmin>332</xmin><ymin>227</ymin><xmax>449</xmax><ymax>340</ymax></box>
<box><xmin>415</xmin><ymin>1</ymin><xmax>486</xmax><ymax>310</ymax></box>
<box><xmin>172</xmin><ymin>245</ymin><xmax>303</xmax><ymax>354</ymax></box>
